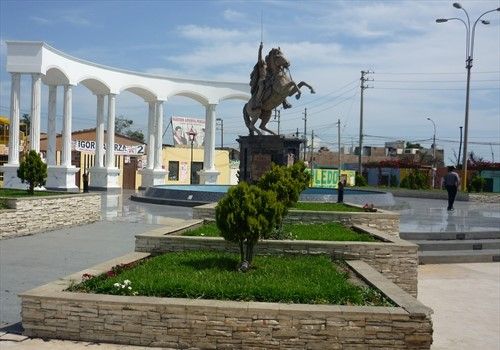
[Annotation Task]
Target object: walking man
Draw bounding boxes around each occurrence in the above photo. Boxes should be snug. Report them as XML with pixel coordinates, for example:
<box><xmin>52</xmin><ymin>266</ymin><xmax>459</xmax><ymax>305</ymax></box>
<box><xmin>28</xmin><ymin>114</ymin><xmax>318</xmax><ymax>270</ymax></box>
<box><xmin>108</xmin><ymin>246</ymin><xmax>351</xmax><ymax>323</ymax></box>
<box><xmin>443</xmin><ymin>166</ymin><xmax>460</xmax><ymax>211</ymax></box>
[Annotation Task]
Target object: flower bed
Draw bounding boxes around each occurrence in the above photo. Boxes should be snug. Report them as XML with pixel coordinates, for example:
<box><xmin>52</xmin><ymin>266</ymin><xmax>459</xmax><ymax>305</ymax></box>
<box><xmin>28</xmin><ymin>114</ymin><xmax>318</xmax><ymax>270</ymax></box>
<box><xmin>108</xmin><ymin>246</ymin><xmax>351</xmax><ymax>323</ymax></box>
<box><xmin>193</xmin><ymin>201</ymin><xmax>400</xmax><ymax>235</ymax></box>
<box><xmin>20</xmin><ymin>252</ymin><xmax>432</xmax><ymax>349</ymax></box>
<box><xmin>135</xmin><ymin>220</ymin><xmax>418</xmax><ymax>297</ymax></box>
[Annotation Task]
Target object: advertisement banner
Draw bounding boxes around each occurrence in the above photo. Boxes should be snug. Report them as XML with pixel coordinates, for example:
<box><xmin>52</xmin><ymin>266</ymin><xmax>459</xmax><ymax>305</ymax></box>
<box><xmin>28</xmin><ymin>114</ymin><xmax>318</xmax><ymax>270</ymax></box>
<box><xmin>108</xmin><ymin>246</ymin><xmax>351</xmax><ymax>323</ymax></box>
<box><xmin>172</xmin><ymin>116</ymin><xmax>205</xmax><ymax>147</ymax></box>
<box><xmin>309</xmin><ymin>169</ymin><xmax>356</xmax><ymax>188</ymax></box>
<box><xmin>72</xmin><ymin>140</ymin><xmax>145</xmax><ymax>155</ymax></box>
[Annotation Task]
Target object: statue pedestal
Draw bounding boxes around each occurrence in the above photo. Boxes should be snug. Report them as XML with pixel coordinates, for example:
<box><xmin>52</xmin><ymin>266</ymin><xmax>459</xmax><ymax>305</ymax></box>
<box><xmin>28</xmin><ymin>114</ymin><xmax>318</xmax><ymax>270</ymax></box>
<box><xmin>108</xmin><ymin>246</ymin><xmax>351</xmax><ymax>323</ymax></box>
<box><xmin>237</xmin><ymin>135</ymin><xmax>303</xmax><ymax>183</ymax></box>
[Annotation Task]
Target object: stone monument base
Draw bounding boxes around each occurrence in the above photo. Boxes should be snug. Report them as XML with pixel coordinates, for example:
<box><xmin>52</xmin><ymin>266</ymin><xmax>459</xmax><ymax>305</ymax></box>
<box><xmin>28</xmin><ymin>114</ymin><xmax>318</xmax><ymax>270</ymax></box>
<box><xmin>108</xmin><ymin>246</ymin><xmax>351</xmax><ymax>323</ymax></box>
<box><xmin>237</xmin><ymin>135</ymin><xmax>303</xmax><ymax>183</ymax></box>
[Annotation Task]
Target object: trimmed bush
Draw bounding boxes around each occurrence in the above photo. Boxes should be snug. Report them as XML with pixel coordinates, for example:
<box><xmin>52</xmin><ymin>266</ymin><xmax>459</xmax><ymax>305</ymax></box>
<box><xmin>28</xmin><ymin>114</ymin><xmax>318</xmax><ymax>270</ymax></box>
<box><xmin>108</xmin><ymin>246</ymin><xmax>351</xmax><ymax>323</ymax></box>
<box><xmin>355</xmin><ymin>174</ymin><xmax>368</xmax><ymax>186</ymax></box>
<box><xmin>470</xmin><ymin>175</ymin><xmax>486</xmax><ymax>192</ymax></box>
<box><xmin>215</xmin><ymin>182</ymin><xmax>283</xmax><ymax>269</ymax></box>
<box><xmin>17</xmin><ymin>150</ymin><xmax>47</xmax><ymax>195</ymax></box>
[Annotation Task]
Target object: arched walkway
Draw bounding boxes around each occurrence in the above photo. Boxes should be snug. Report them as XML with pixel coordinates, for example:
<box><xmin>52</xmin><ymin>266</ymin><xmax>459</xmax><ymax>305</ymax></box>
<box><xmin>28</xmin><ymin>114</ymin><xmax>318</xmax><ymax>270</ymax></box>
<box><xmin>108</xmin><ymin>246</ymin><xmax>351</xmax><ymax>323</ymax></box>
<box><xmin>2</xmin><ymin>41</ymin><xmax>250</xmax><ymax>190</ymax></box>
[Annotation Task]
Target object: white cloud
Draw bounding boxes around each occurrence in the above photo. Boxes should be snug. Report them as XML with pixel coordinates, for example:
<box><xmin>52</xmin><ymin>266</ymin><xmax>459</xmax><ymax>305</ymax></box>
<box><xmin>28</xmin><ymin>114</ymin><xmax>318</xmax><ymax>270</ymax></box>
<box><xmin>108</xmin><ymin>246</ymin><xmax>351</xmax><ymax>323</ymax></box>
<box><xmin>30</xmin><ymin>16</ymin><xmax>52</xmax><ymax>25</ymax></box>
<box><xmin>223</xmin><ymin>9</ymin><xmax>245</xmax><ymax>22</ymax></box>
<box><xmin>177</xmin><ymin>25</ymin><xmax>252</xmax><ymax>42</ymax></box>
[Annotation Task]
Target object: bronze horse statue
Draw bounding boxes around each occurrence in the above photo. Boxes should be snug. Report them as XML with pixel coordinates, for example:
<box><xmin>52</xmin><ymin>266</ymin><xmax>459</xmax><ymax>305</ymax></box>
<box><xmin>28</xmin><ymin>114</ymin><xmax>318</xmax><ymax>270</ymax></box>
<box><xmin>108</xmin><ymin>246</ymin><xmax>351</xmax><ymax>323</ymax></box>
<box><xmin>243</xmin><ymin>47</ymin><xmax>315</xmax><ymax>135</ymax></box>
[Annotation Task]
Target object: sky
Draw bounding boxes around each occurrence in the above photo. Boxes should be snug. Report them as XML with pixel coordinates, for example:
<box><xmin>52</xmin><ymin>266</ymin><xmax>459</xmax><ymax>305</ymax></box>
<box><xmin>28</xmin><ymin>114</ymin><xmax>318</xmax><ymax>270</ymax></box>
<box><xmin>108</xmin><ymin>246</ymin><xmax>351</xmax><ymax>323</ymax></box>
<box><xmin>0</xmin><ymin>0</ymin><xmax>499</xmax><ymax>164</ymax></box>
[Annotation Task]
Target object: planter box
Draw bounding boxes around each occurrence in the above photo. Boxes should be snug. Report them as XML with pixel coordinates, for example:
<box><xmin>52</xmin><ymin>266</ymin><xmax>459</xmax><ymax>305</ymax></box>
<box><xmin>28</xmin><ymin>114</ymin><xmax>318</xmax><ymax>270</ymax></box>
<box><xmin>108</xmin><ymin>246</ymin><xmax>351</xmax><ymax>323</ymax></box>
<box><xmin>0</xmin><ymin>193</ymin><xmax>101</xmax><ymax>239</ymax></box>
<box><xmin>135</xmin><ymin>220</ymin><xmax>418</xmax><ymax>297</ymax></box>
<box><xmin>193</xmin><ymin>202</ymin><xmax>400</xmax><ymax>236</ymax></box>
<box><xmin>20</xmin><ymin>252</ymin><xmax>432</xmax><ymax>349</ymax></box>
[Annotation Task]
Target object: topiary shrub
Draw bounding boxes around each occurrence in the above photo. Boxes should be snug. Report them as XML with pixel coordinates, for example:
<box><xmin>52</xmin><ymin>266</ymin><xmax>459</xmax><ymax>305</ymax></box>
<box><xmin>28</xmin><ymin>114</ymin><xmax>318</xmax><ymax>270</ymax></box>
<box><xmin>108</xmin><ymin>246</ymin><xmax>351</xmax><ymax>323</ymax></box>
<box><xmin>17</xmin><ymin>150</ymin><xmax>47</xmax><ymax>195</ymax></box>
<box><xmin>215</xmin><ymin>182</ymin><xmax>283</xmax><ymax>271</ymax></box>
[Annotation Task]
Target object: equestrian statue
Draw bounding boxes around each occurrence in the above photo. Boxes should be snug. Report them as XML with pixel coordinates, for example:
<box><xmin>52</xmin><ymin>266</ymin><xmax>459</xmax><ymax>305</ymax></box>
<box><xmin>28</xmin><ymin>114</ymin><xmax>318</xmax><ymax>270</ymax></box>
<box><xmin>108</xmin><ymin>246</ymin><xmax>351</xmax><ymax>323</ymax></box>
<box><xmin>243</xmin><ymin>42</ymin><xmax>315</xmax><ymax>135</ymax></box>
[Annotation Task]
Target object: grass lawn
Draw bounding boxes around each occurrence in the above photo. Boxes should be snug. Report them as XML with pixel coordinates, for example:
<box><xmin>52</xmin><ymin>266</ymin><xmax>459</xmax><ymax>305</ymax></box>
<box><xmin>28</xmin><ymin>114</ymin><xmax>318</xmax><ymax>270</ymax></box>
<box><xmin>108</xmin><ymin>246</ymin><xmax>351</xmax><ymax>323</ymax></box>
<box><xmin>69</xmin><ymin>251</ymin><xmax>392</xmax><ymax>306</ymax></box>
<box><xmin>183</xmin><ymin>222</ymin><xmax>376</xmax><ymax>242</ymax></box>
<box><xmin>293</xmin><ymin>202</ymin><xmax>364</xmax><ymax>212</ymax></box>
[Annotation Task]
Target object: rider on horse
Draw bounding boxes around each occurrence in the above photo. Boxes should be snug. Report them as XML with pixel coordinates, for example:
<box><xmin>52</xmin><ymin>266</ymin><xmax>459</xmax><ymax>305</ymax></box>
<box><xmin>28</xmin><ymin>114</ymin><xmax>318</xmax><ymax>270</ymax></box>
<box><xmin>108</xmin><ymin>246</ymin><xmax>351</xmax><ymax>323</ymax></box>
<box><xmin>249</xmin><ymin>42</ymin><xmax>267</xmax><ymax>111</ymax></box>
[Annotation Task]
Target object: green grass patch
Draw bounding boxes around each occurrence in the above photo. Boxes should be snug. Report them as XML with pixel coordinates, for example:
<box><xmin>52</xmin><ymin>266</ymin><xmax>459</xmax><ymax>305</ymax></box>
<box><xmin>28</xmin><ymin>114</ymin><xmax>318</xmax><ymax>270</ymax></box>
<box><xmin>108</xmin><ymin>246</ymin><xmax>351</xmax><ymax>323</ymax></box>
<box><xmin>293</xmin><ymin>202</ymin><xmax>364</xmax><ymax>212</ymax></box>
<box><xmin>69</xmin><ymin>251</ymin><xmax>392</xmax><ymax>306</ymax></box>
<box><xmin>0</xmin><ymin>188</ymin><xmax>70</xmax><ymax>198</ymax></box>
<box><xmin>183</xmin><ymin>222</ymin><xmax>376</xmax><ymax>242</ymax></box>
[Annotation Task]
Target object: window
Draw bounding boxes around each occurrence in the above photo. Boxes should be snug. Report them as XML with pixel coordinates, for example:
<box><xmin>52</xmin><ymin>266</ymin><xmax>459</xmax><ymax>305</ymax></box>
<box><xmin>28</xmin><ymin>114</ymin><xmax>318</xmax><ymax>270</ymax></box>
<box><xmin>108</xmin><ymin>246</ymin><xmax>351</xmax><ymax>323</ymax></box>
<box><xmin>168</xmin><ymin>161</ymin><xmax>179</xmax><ymax>181</ymax></box>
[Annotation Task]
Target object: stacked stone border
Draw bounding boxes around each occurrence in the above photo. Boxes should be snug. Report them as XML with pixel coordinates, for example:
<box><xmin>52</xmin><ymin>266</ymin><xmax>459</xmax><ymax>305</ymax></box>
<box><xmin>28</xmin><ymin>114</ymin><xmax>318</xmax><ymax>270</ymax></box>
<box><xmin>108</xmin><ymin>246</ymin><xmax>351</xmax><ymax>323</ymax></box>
<box><xmin>0</xmin><ymin>193</ymin><xmax>101</xmax><ymax>239</ymax></box>
<box><xmin>20</xmin><ymin>252</ymin><xmax>433</xmax><ymax>349</ymax></box>
<box><xmin>135</xmin><ymin>220</ymin><xmax>418</xmax><ymax>297</ymax></box>
<box><xmin>193</xmin><ymin>202</ymin><xmax>400</xmax><ymax>235</ymax></box>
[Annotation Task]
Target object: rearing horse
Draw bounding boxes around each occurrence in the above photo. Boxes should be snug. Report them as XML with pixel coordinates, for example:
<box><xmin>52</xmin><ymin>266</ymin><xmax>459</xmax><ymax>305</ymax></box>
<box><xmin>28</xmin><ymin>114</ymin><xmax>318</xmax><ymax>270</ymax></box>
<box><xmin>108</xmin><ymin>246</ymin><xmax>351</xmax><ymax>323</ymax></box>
<box><xmin>243</xmin><ymin>47</ymin><xmax>315</xmax><ymax>135</ymax></box>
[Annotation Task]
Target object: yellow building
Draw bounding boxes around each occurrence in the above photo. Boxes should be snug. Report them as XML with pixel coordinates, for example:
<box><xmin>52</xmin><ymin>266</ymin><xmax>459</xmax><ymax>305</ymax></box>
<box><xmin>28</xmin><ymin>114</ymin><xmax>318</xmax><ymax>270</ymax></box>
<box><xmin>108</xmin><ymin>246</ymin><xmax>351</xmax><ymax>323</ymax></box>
<box><xmin>162</xmin><ymin>146</ymin><xmax>230</xmax><ymax>185</ymax></box>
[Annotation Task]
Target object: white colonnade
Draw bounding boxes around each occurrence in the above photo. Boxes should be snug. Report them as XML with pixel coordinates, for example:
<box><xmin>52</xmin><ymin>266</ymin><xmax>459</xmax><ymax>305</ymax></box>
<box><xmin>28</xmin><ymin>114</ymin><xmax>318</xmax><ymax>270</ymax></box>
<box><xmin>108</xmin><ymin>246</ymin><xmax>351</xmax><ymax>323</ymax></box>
<box><xmin>1</xmin><ymin>41</ymin><xmax>249</xmax><ymax>190</ymax></box>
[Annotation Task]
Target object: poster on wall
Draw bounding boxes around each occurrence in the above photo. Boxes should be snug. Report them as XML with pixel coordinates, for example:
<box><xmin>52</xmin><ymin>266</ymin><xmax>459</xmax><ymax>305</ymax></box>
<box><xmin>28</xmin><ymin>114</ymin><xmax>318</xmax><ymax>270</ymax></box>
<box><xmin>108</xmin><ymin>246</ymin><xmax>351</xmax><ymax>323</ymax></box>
<box><xmin>171</xmin><ymin>116</ymin><xmax>205</xmax><ymax>147</ymax></box>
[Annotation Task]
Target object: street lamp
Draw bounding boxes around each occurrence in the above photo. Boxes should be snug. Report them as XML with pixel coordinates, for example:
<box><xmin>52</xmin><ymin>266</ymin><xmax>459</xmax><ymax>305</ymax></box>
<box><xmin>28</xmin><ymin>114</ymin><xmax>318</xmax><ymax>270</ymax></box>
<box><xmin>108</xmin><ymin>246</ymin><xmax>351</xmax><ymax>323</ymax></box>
<box><xmin>436</xmin><ymin>3</ymin><xmax>500</xmax><ymax>191</ymax></box>
<box><xmin>427</xmin><ymin>117</ymin><xmax>437</xmax><ymax>188</ymax></box>
<box><xmin>187</xmin><ymin>128</ymin><xmax>197</xmax><ymax>184</ymax></box>
<box><xmin>216</xmin><ymin>117</ymin><xmax>224</xmax><ymax>148</ymax></box>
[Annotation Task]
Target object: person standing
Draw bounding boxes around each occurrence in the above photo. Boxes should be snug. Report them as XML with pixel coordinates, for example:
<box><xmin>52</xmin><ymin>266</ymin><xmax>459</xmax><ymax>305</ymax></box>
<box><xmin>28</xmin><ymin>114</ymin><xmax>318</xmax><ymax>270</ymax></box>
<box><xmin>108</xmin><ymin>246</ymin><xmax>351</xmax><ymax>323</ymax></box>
<box><xmin>337</xmin><ymin>176</ymin><xmax>346</xmax><ymax>203</ymax></box>
<box><xmin>443</xmin><ymin>166</ymin><xmax>460</xmax><ymax>211</ymax></box>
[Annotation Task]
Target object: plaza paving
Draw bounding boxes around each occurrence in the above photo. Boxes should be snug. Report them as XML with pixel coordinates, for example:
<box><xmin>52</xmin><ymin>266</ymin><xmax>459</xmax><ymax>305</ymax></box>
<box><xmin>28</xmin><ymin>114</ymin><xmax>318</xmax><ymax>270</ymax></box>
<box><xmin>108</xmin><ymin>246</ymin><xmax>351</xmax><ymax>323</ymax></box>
<box><xmin>1</xmin><ymin>190</ymin><xmax>499</xmax><ymax>349</ymax></box>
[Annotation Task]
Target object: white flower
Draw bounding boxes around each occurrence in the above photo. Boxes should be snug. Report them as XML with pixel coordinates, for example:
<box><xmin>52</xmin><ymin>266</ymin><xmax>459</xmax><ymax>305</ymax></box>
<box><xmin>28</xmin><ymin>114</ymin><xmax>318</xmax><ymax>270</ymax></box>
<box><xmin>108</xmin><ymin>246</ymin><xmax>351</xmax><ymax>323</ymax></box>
<box><xmin>124</xmin><ymin>280</ymin><xmax>131</xmax><ymax>285</ymax></box>
<box><xmin>113</xmin><ymin>283</ymin><xmax>120</xmax><ymax>288</ymax></box>
<box><xmin>122</xmin><ymin>285</ymin><xmax>125</xmax><ymax>289</ymax></box>
<box><xmin>128</xmin><ymin>286</ymin><xmax>132</xmax><ymax>290</ymax></box>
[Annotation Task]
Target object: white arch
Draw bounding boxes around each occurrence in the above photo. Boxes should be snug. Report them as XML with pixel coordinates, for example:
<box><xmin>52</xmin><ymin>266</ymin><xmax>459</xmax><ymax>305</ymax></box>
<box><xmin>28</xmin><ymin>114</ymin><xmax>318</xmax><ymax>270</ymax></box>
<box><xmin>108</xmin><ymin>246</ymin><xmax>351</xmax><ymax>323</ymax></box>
<box><xmin>4</xmin><ymin>41</ymin><xmax>251</xmax><ymax>190</ymax></box>
<box><xmin>5</xmin><ymin>41</ymin><xmax>251</xmax><ymax>101</ymax></box>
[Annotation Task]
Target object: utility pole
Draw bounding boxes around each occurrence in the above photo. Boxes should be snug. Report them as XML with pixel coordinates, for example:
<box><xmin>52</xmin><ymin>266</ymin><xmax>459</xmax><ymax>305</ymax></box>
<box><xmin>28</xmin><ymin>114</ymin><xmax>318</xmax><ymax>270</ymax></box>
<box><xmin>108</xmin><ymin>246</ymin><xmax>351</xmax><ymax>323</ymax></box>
<box><xmin>274</xmin><ymin>108</ymin><xmax>281</xmax><ymax>135</ymax></box>
<box><xmin>358</xmin><ymin>70</ymin><xmax>373</xmax><ymax>175</ymax></box>
<box><xmin>337</xmin><ymin>119</ymin><xmax>341</xmax><ymax>172</ymax></box>
<box><xmin>310</xmin><ymin>130</ymin><xmax>314</xmax><ymax>167</ymax></box>
<box><xmin>457</xmin><ymin>126</ymin><xmax>463</xmax><ymax>169</ymax></box>
<box><xmin>303</xmin><ymin>108</ymin><xmax>307</xmax><ymax>161</ymax></box>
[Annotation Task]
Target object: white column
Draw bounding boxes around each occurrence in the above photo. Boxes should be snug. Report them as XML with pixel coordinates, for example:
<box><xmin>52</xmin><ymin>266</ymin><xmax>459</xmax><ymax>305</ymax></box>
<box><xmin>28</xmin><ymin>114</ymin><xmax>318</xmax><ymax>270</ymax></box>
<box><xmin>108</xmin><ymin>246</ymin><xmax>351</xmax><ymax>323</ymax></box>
<box><xmin>105</xmin><ymin>94</ymin><xmax>116</xmax><ymax>168</ymax></box>
<box><xmin>154</xmin><ymin>100</ymin><xmax>163</xmax><ymax>169</ymax></box>
<box><xmin>199</xmin><ymin>103</ymin><xmax>220</xmax><ymax>184</ymax></box>
<box><xmin>147</xmin><ymin>101</ymin><xmax>155</xmax><ymax>170</ymax></box>
<box><xmin>30</xmin><ymin>73</ymin><xmax>42</xmax><ymax>153</ymax></box>
<box><xmin>95</xmin><ymin>94</ymin><xmax>105</xmax><ymax>167</ymax></box>
<box><xmin>8</xmin><ymin>73</ymin><xmax>21</xmax><ymax>165</ymax></box>
<box><xmin>203</xmin><ymin>103</ymin><xmax>217</xmax><ymax>171</ymax></box>
<box><xmin>61</xmin><ymin>84</ymin><xmax>73</xmax><ymax>167</ymax></box>
<box><xmin>47</xmin><ymin>85</ymin><xmax>57</xmax><ymax>166</ymax></box>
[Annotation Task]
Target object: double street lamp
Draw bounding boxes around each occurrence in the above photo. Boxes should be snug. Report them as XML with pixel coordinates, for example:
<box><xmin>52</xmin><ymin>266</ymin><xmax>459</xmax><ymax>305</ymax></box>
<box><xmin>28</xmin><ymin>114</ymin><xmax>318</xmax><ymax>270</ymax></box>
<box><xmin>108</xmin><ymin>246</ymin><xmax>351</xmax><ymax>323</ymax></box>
<box><xmin>436</xmin><ymin>3</ymin><xmax>500</xmax><ymax>191</ymax></box>
<box><xmin>427</xmin><ymin>117</ymin><xmax>437</xmax><ymax>188</ymax></box>
<box><xmin>187</xmin><ymin>128</ymin><xmax>197</xmax><ymax>184</ymax></box>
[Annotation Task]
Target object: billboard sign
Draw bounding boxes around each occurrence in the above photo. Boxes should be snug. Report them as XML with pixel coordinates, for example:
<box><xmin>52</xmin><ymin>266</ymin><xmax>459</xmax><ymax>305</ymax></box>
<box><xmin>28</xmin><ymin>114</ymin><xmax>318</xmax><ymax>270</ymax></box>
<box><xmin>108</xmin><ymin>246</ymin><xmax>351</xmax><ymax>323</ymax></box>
<box><xmin>172</xmin><ymin>116</ymin><xmax>205</xmax><ymax>147</ymax></box>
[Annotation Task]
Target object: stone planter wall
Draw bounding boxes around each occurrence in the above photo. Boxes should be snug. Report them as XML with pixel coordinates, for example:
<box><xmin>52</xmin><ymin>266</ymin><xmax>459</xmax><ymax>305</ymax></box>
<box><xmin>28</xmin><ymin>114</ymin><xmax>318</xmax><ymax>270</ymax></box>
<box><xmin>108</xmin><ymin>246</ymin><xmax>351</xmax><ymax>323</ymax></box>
<box><xmin>192</xmin><ymin>202</ymin><xmax>400</xmax><ymax>235</ymax></box>
<box><xmin>135</xmin><ymin>221</ymin><xmax>418</xmax><ymax>297</ymax></box>
<box><xmin>0</xmin><ymin>193</ymin><xmax>101</xmax><ymax>239</ymax></box>
<box><xmin>20</xmin><ymin>252</ymin><xmax>433</xmax><ymax>349</ymax></box>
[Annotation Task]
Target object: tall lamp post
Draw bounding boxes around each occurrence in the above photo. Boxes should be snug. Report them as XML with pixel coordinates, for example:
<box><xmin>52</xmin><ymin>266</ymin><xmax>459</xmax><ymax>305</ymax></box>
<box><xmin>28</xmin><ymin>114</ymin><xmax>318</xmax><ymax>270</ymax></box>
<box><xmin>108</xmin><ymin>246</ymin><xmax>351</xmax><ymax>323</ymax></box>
<box><xmin>187</xmin><ymin>128</ymin><xmax>197</xmax><ymax>184</ymax></box>
<box><xmin>216</xmin><ymin>117</ymin><xmax>223</xmax><ymax>148</ymax></box>
<box><xmin>427</xmin><ymin>117</ymin><xmax>437</xmax><ymax>188</ymax></box>
<box><xmin>436</xmin><ymin>3</ymin><xmax>499</xmax><ymax>191</ymax></box>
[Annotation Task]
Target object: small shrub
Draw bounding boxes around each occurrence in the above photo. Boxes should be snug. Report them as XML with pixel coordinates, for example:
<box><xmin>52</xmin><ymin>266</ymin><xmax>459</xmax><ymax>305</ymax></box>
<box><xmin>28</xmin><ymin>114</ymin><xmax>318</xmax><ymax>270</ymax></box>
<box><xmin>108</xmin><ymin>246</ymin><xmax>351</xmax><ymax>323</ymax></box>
<box><xmin>17</xmin><ymin>150</ymin><xmax>47</xmax><ymax>194</ymax></box>
<box><xmin>390</xmin><ymin>174</ymin><xmax>398</xmax><ymax>187</ymax></box>
<box><xmin>215</xmin><ymin>182</ymin><xmax>283</xmax><ymax>269</ymax></box>
<box><xmin>470</xmin><ymin>175</ymin><xmax>486</xmax><ymax>192</ymax></box>
<box><xmin>400</xmin><ymin>169</ymin><xmax>429</xmax><ymax>190</ymax></box>
<box><xmin>355</xmin><ymin>174</ymin><xmax>367</xmax><ymax>186</ymax></box>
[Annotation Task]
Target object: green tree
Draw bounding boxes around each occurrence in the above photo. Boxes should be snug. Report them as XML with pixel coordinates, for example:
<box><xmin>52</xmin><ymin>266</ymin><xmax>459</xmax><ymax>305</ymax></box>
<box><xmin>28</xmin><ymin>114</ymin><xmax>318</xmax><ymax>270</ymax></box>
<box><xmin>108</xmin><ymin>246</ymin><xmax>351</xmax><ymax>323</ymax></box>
<box><xmin>257</xmin><ymin>161</ymin><xmax>310</xmax><ymax>215</ymax></box>
<box><xmin>17</xmin><ymin>150</ymin><xmax>47</xmax><ymax>195</ymax></box>
<box><xmin>215</xmin><ymin>182</ymin><xmax>283</xmax><ymax>270</ymax></box>
<box><xmin>115</xmin><ymin>116</ymin><xmax>145</xmax><ymax>143</ymax></box>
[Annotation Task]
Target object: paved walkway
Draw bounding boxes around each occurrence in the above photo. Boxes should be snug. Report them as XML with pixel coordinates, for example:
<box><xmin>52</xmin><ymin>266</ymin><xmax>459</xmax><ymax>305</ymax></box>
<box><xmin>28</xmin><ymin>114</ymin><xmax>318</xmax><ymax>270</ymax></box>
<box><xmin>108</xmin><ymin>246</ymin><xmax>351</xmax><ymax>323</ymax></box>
<box><xmin>1</xmin><ymin>191</ymin><xmax>499</xmax><ymax>349</ymax></box>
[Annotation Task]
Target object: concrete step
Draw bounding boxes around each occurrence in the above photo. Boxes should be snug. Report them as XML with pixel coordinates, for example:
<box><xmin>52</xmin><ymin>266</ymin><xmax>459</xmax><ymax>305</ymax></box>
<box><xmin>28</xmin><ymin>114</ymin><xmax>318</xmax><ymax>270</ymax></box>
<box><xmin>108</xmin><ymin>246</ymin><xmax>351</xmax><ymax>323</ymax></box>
<box><xmin>412</xmin><ymin>239</ymin><xmax>500</xmax><ymax>251</ymax></box>
<box><xmin>419</xmin><ymin>249</ymin><xmax>500</xmax><ymax>264</ymax></box>
<box><xmin>400</xmin><ymin>231</ymin><xmax>500</xmax><ymax>241</ymax></box>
